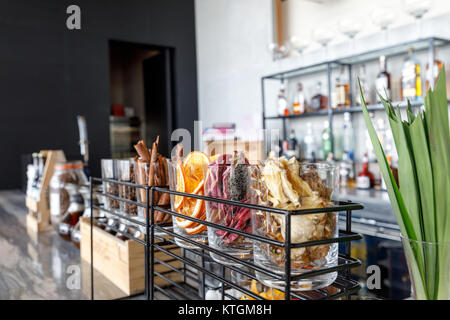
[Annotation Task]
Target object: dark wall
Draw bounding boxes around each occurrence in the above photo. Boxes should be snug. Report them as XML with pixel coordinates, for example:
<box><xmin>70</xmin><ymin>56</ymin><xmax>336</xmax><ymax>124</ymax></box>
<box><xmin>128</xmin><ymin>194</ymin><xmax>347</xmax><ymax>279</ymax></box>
<box><xmin>0</xmin><ymin>0</ymin><xmax>198</xmax><ymax>189</ymax></box>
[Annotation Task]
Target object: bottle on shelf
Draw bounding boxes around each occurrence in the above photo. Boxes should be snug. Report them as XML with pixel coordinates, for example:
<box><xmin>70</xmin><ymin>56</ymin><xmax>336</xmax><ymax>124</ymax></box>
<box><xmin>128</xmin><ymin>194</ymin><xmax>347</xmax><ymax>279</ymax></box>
<box><xmin>342</xmin><ymin>112</ymin><xmax>355</xmax><ymax>161</ymax></box>
<box><xmin>376</xmin><ymin>55</ymin><xmax>391</xmax><ymax>102</ymax></box>
<box><xmin>425</xmin><ymin>48</ymin><xmax>443</xmax><ymax>91</ymax></box>
<box><xmin>292</xmin><ymin>82</ymin><xmax>306</xmax><ymax>115</ymax></box>
<box><xmin>311</xmin><ymin>81</ymin><xmax>328</xmax><ymax>111</ymax></box>
<box><xmin>303</xmin><ymin>122</ymin><xmax>317</xmax><ymax>161</ymax></box>
<box><xmin>340</xmin><ymin>151</ymin><xmax>356</xmax><ymax>188</ymax></box>
<box><xmin>381</xmin><ymin>155</ymin><xmax>399</xmax><ymax>190</ymax></box>
<box><xmin>284</xmin><ymin>129</ymin><xmax>299</xmax><ymax>159</ymax></box>
<box><xmin>334</xmin><ymin>66</ymin><xmax>350</xmax><ymax>109</ymax></box>
<box><xmin>356</xmin><ymin>64</ymin><xmax>370</xmax><ymax>106</ymax></box>
<box><xmin>356</xmin><ymin>153</ymin><xmax>375</xmax><ymax>189</ymax></box>
<box><xmin>277</xmin><ymin>82</ymin><xmax>289</xmax><ymax>116</ymax></box>
<box><xmin>322</xmin><ymin>120</ymin><xmax>332</xmax><ymax>160</ymax></box>
<box><xmin>401</xmin><ymin>47</ymin><xmax>422</xmax><ymax>101</ymax></box>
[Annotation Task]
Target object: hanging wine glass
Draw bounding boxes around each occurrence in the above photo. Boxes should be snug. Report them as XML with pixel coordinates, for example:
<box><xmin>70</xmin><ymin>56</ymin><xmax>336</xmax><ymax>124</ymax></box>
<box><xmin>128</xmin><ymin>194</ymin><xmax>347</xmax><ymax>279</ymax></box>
<box><xmin>404</xmin><ymin>0</ymin><xmax>432</xmax><ymax>39</ymax></box>
<box><xmin>290</xmin><ymin>35</ymin><xmax>310</xmax><ymax>55</ymax></box>
<box><xmin>339</xmin><ymin>18</ymin><xmax>362</xmax><ymax>52</ymax></box>
<box><xmin>371</xmin><ymin>8</ymin><xmax>395</xmax><ymax>43</ymax></box>
<box><xmin>313</xmin><ymin>27</ymin><xmax>334</xmax><ymax>61</ymax></box>
<box><xmin>268</xmin><ymin>41</ymin><xmax>290</xmax><ymax>61</ymax></box>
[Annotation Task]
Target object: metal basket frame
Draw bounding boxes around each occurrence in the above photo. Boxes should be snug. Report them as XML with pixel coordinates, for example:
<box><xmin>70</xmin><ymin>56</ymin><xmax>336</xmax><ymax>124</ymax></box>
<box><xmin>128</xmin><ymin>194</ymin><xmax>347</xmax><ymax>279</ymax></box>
<box><xmin>89</xmin><ymin>177</ymin><xmax>363</xmax><ymax>300</ymax></box>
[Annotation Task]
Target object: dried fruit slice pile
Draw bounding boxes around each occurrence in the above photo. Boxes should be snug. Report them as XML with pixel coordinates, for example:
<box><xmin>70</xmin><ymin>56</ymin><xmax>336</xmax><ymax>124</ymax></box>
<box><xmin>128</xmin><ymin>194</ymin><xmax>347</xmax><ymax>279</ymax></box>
<box><xmin>174</xmin><ymin>151</ymin><xmax>209</xmax><ymax>234</ymax></box>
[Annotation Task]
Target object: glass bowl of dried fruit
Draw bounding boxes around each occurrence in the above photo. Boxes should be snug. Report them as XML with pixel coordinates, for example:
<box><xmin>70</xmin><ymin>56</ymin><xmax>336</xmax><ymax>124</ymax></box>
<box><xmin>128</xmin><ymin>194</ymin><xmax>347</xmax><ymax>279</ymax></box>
<box><xmin>204</xmin><ymin>152</ymin><xmax>257</xmax><ymax>265</ymax></box>
<box><xmin>168</xmin><ymin>150</ymin><xmax>210</xmax><ymax>249</ymax></box>
<box><xmin>252</xmin><ymin>158</ymin><xmax>339</xmax><ymax>291</ymax></box>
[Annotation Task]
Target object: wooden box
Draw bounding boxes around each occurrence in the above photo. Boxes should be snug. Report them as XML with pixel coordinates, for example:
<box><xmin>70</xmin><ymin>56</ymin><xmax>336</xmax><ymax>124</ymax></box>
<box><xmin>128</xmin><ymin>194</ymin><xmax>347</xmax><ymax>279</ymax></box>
<box><xmin>80</xmin><ymin>217</ymin><xmax>182</xmax><ymax>296</ymax></box>
<box><xmin>26</xmin><ymin>149</ymin><xmax>66</xmax><ymax>238</ymax></box>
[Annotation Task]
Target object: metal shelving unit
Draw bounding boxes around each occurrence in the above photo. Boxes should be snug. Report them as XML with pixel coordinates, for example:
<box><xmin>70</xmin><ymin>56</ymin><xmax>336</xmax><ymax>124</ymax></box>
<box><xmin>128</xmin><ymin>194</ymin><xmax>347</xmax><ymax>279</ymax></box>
<box><xmin>89</xmin><ymin>177</ymin><xmax>365</xmax><ymax>300</ymax></box>
<box><xmin>261</xmin><ymin>37</ymin><xmax>450</xmax><ymax>149</ymax></box>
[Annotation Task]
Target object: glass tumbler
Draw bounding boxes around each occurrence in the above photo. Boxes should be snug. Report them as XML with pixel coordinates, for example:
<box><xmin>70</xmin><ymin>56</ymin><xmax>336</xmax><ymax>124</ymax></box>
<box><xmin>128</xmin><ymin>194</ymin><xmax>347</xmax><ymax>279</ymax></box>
<box><xmin>167</xmin><ymin>159</ymin><xmax>208</xmax><ymax>249</ymax></box>
<box><xmin>204</xmin><ymin>163</ymin><xmax>256</xmax><ymax>265</ymax></box>
<box><xmin>117</xmin><ymin>159</ymin><xmax>138</xmax><ymax>226</ymax></box>
<box><xmin>134</xmin><ymin>159</ymin><xmax>170</xmax><ymax>234</ymax></box>
<box><xmin>101</xmin><ymin>159</ymin><xmax>120</xmax><ymax>226</ymax></box>
<box><xmin>252</xmin><ymin>161</ymin><xmax>339</xmax><ymax>291</ymax></box>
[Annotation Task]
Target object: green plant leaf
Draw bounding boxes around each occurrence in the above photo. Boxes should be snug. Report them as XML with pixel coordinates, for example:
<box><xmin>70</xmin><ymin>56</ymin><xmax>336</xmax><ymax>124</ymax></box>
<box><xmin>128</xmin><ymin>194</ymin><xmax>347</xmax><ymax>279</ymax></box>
<box><xmin>424</xmin><ymin>67</ymin><xmax>450</xmax><ymax>244</ymax></box>
<box><xmin>360</xmin><ymin>80</ymin><xmax>416</xmax><ymax>240</ymax></box>
<box><xmin>408</xmin><ymin>114</ymin><xmax>438</xmax><ymax>298</ymax></box>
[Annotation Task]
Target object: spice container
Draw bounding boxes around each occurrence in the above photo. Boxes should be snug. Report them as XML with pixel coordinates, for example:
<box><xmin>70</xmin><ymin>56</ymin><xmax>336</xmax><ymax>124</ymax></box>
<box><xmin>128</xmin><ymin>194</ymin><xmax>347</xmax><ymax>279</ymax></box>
<box><xmin>71</xmin><ymin>184</ymin><xmax>101</xmax><ymax>248</ymax></box>
<box><xmin>118</xmin><ymin>159</ymin><xmax>138</xmax><ymax>223</ymax></box>
<box><xmin>50</xmin><ymin>162</ymin><xmax>77</xmax><ymax>230</ymax></box>
<box><xmin>135</xmin><ymin>158</ymin><xmax>171</xmax><ymax>233</ymax></box>
<box><xmin>168</xmin><ymin>148</ymin><xmax>210</xmax><ymax>249</ymax></box>
<box><xmin>101</xmin><ymin>159</ymin><xmax>120</xmax><ymax>228</ymax></box>
<box><xmin>252</xmin><ymin>158</ymin><xmax>339</xmax><ymax>291</ymax></box>
<box><xmin>49</xmin><ymin>161</ymin><xmax>87</xmax><ymax>241</ymax></box>
<box><xmin>204</xmin><ymin>153</ymin><xmax>255</xmax><ymax>265</ymax></box>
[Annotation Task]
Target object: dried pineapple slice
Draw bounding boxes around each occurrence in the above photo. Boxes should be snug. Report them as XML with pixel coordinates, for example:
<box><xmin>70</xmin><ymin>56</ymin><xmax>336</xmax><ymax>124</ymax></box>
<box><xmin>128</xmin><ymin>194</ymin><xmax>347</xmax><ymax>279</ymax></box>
<box><xmin>286</xmin><ymin>157</ymin><xmax>313</xmax><ymax>197</ymax></box>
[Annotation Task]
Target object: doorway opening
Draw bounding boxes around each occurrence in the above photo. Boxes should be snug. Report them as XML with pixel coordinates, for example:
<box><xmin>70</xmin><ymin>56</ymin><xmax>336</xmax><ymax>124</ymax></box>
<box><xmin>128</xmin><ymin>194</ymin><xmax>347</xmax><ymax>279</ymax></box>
<box><xmin>108</xmin><ymin>40</ymin><xmax>175</xmax><ymax>158</ymax></box>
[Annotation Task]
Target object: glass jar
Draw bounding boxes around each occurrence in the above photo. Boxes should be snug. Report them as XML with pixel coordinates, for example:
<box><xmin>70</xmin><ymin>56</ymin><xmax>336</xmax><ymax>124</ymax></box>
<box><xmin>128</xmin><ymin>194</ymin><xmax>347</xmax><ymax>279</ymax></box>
<box><xmin>101</xmin><ymin>159</ymin><xmax>120</xmax><ymax>228</ymax></box>
<box><xmin>50</xmin><ymin>161</ymin><xmax>87</xmax><ymax>241</ymax></box>
<box><xmin>168</xmin><ymin>158</ymin><xmax>208</xmax><ymax>249</ymax></box>
<box><xmin>118</xmin><ymin>158</ymin><xmax>138</xmax><ymax>219</ymax></box>
<box><xmin>71</xmin><ymin>184</ymin><xmax>102</xmax><ymax>248</ymax></box>
<box><xmin>50</xmin><ymin>162</ymin><xmax>77</xmax><ymax>230</ymax></box>
<box><xmin>252</xmin><ymin>160</ymin><xmax>339</xmax><ymax>291</ymax></box>
<box><xmin>204</xmin><ymin>159</ymin><xmax>256</xmax><ymax>265</ymax></box>
<box><xmin>134</xmin><ymin>159</ymin><xmax>171</xmax><ymax>234</ymax></box>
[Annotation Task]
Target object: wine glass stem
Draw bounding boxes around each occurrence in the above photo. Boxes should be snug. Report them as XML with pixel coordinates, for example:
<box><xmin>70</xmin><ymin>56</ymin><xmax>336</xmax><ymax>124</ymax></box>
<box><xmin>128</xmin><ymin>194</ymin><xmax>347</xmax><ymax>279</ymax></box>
<box><xmin>416</xmin><ymin>18</ymin><xmax>422</xmax><ymax>39</ymax></box>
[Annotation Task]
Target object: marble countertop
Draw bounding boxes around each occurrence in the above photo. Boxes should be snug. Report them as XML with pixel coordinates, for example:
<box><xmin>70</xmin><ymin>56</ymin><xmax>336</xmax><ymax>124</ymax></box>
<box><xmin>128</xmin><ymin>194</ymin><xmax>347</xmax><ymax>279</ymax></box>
<box><xmin>0</xmin><ymin>190</ymin><xmax>130</xmax><ymax>300</ymax></box>
<box><xmin>0</xmin><ymin>188</ymin><xmax>398</xmax><ymax>300</ymax></box>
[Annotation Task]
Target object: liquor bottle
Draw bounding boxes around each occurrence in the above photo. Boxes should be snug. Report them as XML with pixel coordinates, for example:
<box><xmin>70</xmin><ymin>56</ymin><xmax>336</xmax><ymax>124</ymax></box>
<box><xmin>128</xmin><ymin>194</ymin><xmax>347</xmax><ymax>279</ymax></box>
<box><xmin>381</xmin><ymin>155</ymin><xmax>399</xmax><ymax>190</ymax></box>
<box><xmin>356</xmin><ymin>153</ymin><xmax>375</xmax><ymax>189</ymax></box>
<box><xmin>311</xmin><ymin>81</ymin><xmax>328</xmax><ymax>111</ymax></box>
<box><xmin>292</xmin><ymin>83</ymin><xmax>306</xmax><ymax>115</ymax></box>
<box><xmin>425</xmin><ymin>48</ymin><xmax>443</xmax><ymax>91</ymax></box>
<box><xmin>340</xmin><ymin>152</ymin><xmax>356</xmax><ymax>188</ymax></box>
<box><xmin>277</xmin><ymin>83</ymin><xmax>289</xmax><ymax>116</ymax></box>
<box><xmin>401</xmin><ymin>47</ymin><xmax>422</xmax><ymax>101</ymax></box>
<box><xmin>284</xmin><ymin>129</ymin><xmax>299</xmax><ymax>159</ymax></box>
<box><xmin>322</xmin><ymin>121</ymin><xmax>332</xmax><ymax>160</ymax></box>
<box><xmin>342</xmin><ymin>112</ymin><xmax>355</xmax><ymax>161</ymax></box>
<box><xmin>303</xmin><ymin>122</ymin><xmax>317</xmax><ymax>161</ymax></box>
<box><xmin>335</xmin><ymin>66</ymin><xmax>350</xmax><ymax>109</ymax></box>
<box><xmin>376</xmin><ymin>55</ymin><xmax>391</xmax><ymax>102</ymax></box>
<box><xmin>356</xmin><ymin>64</ymin><xmax>370</xmax><ymax>105</ymax></box>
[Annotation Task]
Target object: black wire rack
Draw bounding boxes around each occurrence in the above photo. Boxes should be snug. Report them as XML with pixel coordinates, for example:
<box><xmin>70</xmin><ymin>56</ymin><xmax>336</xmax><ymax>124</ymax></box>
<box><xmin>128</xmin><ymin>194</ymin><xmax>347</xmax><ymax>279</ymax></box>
<box><xmin>89</xmin><ymin>177</ymin><xmax>364</xmax><ymax>300</ymax></box>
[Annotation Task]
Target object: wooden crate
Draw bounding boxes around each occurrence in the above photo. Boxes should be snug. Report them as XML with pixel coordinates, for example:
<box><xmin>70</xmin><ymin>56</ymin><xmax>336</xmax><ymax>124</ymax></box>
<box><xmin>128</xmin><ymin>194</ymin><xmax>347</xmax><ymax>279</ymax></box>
<box><xmin>204</xmin><ymin>140</ymin><xmax>264</xmax><ymax>164</ymax></box>
<box><xmin>80</xmin><ymin>217</ymin><xmax>183</xmax><ymax>296</ymax></box>
<box><xmin>26</xmin><ymin>149</ymin><xmax>66</xmax><ymax>238</ymax></box>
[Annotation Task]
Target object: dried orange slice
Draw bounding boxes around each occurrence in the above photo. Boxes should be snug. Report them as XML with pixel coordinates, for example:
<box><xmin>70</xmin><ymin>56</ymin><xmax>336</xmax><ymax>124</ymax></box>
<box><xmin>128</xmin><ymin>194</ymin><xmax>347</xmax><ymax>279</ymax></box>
<box><xmin>185</xmin><ymin>223</ymin><xmax>207</xmax><ymax>235</ymax></box>
<box><xmin>175</xmin><ymin>192</ymin><xmax>205</xmax><ymax>228</ymax></box>
<box><xmin>183</xmin><ymin>151</ymin><xmax>210</xmax><ymax>193</ymax></box>
<box><xmin>173</xmin><ymin>162</ymin><xmax>185</xmax><ymax>210</ymax></box>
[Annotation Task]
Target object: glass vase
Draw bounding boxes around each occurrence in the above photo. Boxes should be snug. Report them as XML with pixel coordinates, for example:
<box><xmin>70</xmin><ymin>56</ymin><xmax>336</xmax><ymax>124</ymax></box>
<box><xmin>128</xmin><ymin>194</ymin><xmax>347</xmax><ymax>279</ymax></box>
<box><xmin>401</xmin><ymin>237</ymin><xmax>450</xmax><ymax>300</ymax></box>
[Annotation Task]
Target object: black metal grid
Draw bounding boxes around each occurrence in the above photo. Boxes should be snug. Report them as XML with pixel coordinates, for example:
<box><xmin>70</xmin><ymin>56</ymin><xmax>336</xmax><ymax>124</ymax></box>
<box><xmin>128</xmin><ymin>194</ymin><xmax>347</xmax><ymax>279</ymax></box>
<box><xmin>89</xmin><ymin>177</ymin><xmax>364</xmax><ymax>300</ymax></box>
